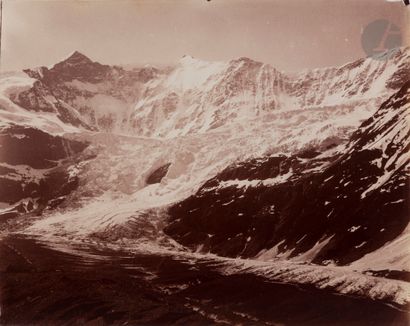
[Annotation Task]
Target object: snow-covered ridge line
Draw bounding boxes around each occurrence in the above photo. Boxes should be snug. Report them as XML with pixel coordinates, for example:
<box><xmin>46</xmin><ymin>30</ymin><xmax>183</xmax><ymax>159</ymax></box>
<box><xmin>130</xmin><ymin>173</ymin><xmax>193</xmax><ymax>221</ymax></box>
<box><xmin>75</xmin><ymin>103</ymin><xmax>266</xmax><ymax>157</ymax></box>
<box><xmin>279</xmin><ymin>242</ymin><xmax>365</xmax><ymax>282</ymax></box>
<box><xmin>6</xmin><ymin>46</ymin><xmax>408</xmax><ymax>137</ymax></box>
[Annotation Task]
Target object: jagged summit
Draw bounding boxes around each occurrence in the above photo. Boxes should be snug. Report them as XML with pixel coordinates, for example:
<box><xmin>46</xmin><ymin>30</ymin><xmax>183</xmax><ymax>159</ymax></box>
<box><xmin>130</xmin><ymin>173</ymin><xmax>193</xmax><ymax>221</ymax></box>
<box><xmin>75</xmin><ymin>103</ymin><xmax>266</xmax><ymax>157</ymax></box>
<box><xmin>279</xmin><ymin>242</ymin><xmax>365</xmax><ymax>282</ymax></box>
<box><xmin>64</xmin><ymin>50</ymin><xmax>93</xmax><ymax>63</ymax></box>
<box><xmin>178</xmin><ymin>54</ymin><xmax>263</xmax><ymax>68</ymax></box>
<box><xmin>38</xmin><ymin>50</ymin><xmax>112</xmax><ymax>83</ymax></box>
<box><xmin>177</xmin><ymin>54</ymin><xmax>225</xmax><ymax>68</ymax></box>
<box><xmin>178</xmin><ymin>54</ymin><xmax>204</xmax><ymax>66</ymax></box>
<box><xmin>181</xmin><ymin>54</ymin><xmax>194</xmax><ymax>59</ymax></box>
<box><xmin>55</xmin><ymin>50</ymin><xmax>94</xmax><ymax>68</ymax></box>
<box><xmin>231</xmin><ymin>56</ymin><xmax>262</xmax><ymax>65</ymax></box>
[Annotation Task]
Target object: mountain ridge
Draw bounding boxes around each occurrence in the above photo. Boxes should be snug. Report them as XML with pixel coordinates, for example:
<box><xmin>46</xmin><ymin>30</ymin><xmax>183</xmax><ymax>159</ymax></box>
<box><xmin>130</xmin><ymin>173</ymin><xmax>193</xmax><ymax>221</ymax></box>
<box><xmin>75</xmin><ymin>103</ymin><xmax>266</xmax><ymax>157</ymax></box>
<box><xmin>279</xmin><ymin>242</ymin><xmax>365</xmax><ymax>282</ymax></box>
<box><xmin>165</xmin><ymin>81</ymin><xmax>410</xmax><ymax>266</ymax></box>
<box><xmin>3</xmin><ymin>47</ymin><xmax>406</xmax><ymax>139</ymax></box>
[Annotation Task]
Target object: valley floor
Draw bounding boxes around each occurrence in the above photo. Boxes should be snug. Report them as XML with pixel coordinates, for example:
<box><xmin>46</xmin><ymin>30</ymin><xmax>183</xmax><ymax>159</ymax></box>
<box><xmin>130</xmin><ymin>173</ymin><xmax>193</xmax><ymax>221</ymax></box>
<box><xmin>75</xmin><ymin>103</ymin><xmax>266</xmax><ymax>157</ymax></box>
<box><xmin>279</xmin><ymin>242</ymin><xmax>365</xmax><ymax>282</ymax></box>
<box><xmin>0</xmin><ymin>234</ymin><xmax>409</xmax><ymax>325</ymax></box>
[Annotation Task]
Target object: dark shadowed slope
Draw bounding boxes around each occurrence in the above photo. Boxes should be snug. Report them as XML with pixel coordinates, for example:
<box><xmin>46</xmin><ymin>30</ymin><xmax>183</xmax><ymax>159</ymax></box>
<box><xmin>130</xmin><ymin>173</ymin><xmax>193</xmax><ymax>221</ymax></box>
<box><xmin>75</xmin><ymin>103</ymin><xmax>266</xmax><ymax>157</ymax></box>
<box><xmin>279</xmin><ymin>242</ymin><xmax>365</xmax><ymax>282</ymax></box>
<box><xmin>165</xmin><ymin>81</ymin><xmax>410</xmax><ymax>265</ymax></box>
<box><xmin>1</xmin><ymin>235</ymin><xmax>408</xmax><ymax>326</ymax></box>
<box><xmin>0</xmin><ymin>124</ymin><xmax>89</xmax><ymax>219</ymax></box>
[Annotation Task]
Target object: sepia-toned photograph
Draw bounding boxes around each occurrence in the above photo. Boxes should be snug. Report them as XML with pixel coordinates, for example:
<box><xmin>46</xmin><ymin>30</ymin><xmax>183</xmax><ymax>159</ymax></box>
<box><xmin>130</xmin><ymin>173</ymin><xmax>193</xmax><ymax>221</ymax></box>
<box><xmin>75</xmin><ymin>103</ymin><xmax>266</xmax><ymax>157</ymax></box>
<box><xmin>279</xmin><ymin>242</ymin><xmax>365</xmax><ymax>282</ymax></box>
<box><xmin>0</xmin><ymin>0</ymin><xmax>409</xmax><ymax>324</ymax></box>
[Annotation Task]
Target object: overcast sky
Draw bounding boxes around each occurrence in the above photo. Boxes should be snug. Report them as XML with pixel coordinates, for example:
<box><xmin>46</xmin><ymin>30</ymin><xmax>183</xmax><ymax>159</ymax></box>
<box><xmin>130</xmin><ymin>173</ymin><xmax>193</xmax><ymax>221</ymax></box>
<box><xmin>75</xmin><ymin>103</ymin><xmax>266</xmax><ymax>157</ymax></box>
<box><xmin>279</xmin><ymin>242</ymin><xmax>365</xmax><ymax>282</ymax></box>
<box><xmin>1</xmin><ymin>0</ymin><xmax>408</xmax><ymax>72</ymax></box>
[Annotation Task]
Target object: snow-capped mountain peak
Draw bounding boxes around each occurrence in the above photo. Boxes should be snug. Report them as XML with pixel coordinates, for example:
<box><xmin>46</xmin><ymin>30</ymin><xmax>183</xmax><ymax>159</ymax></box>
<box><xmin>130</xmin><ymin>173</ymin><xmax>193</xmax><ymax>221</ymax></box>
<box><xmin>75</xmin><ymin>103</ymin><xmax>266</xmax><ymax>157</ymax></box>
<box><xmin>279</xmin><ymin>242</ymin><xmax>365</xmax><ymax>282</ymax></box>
<box><xmin>179</xmin><ymin>54</ymin><xmax>197</xmax><ymax>63</ymax></box>
<box><xmin>229</xmin><ymin>56</ymin><xmax>264</xmax><ymax>67</ymax></box>
<box><xmin>166</xmin><ymin>55</ymin><xmax>227</xmax><ymax>91</ymax></box>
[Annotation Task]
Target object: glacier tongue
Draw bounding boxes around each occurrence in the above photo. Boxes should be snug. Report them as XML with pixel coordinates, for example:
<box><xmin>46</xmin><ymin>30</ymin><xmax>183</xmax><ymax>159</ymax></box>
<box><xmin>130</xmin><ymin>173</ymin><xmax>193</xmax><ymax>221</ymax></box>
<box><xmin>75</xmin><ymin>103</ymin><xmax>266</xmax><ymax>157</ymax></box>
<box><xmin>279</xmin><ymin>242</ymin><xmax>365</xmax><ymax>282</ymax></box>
<box><xmin>22</xmin><ymin>96</ymin><xmax>381</xmax><ymax>240</ymax></box>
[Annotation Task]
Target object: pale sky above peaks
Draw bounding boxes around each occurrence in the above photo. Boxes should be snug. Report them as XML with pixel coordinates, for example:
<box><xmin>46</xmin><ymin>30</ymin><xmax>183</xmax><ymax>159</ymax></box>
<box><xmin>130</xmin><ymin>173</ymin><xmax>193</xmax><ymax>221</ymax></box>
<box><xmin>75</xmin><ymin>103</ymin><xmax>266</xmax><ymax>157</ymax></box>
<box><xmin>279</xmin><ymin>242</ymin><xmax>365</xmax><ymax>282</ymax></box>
<box><xmin>1</xmin><ymin>0</ymin><xmax>409</xmax><ymax>72</ymax></box>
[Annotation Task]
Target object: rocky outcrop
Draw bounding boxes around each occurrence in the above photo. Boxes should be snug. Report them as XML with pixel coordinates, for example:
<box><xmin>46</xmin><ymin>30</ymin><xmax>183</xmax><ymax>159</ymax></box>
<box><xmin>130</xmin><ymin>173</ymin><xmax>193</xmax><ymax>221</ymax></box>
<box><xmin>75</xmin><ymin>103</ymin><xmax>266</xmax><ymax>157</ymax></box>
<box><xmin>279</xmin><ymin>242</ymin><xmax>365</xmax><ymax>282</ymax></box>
<box><xmin>0</xmin><ymin>124</ymin><xmax>89</xmax><ymax>215</ymax></box>
<box><xmin>146</xmin><ymin>163</ymin><xmax>171</xmax><ymax>185</ymax></box>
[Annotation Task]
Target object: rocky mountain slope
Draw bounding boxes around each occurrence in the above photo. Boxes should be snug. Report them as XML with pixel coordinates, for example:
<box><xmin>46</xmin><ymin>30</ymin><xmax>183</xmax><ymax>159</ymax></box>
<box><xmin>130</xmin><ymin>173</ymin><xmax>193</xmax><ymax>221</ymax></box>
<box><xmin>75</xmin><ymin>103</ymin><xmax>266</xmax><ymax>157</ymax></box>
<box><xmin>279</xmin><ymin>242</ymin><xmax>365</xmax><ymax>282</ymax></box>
<box><xmin>132</xmin><ymin>48</ymin><xmax>409</xmax><ymax>137</ymax></box>
<box><xmin>8</xmin><ymin>51</ymin><xmax>160</xmax><ymax>132</ymax></box>
<box><xmin>0</xmin><ymin>124</ymin><xmax>89</xmax><ymax>221</ymax></box>
<box><xmin>165</xmin><ymin>81</ymin><xmax>410</xmax><ymax>267</ymax></box>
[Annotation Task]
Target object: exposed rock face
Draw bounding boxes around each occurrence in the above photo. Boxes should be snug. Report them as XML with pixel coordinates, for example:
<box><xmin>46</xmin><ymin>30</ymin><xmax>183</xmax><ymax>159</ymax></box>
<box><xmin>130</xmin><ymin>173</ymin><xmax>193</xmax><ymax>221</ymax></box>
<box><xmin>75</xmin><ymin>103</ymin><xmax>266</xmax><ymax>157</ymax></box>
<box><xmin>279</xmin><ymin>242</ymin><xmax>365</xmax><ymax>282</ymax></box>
<box><xmin>165</xmin><ymin>81</ymin><xmax>410</xmax><ymax>265</ymax></box>
<box><xmin>0</xmin><ymin>124</ymin><xmax>87</xmax><ymax>169</ymax></box>
<box><xmin>26</xmin><ymin>51</ymin><xmax>111</xmax><ymax>84</ymax></box>
<box><xmin>146</xmin><ymin>163</ymin><xmax>171</xmax><ymax>185</ymax></box>
<box><xmin>11</xmin><ymin>51</ymin><xmax>160</xmax><ymax>132</ymax></box>
<box><xmin>0</xmin><ymin>124</ymin><xmax>89</xmax><ymax>216</ymax></box>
